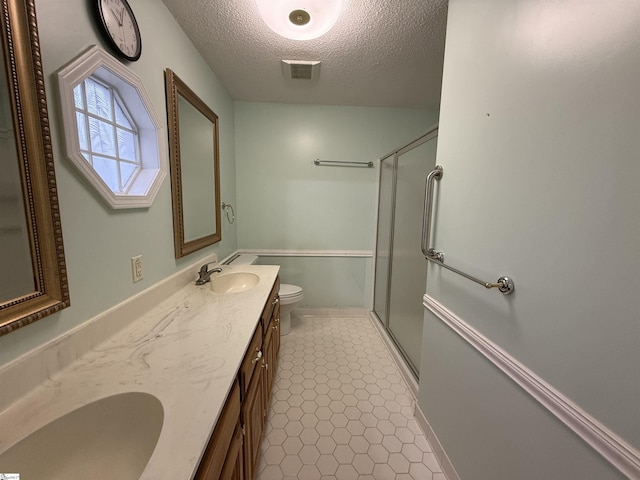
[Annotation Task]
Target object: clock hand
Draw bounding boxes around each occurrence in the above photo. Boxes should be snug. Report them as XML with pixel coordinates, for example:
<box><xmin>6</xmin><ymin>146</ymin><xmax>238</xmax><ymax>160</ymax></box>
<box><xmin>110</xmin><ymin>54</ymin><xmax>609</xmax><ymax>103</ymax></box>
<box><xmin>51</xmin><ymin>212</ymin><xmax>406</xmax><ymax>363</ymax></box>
<box><xmin>110</xmin><ymin>8</ymin><xmax>123</xmax><ymax>26</ymax></box>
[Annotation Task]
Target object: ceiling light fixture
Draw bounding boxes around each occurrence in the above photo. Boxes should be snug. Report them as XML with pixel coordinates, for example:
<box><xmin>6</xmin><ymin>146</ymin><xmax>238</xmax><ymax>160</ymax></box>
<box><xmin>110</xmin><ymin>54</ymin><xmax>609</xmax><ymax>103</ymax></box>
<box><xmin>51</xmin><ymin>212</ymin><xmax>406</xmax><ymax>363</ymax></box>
<box><xmin>255</xmin><ymin>0</ymin><xmax>344</xmax><ymax>41</ymax></box>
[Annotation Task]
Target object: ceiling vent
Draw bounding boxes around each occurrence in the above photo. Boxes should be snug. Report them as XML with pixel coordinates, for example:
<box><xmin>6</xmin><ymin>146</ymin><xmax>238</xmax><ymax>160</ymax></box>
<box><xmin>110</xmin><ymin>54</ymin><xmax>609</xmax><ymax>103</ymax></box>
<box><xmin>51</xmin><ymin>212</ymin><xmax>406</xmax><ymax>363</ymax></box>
<box><xmin>282</xmin><ymin>60</ymin><xmax>321</xmax><ymax>81</ymax></box>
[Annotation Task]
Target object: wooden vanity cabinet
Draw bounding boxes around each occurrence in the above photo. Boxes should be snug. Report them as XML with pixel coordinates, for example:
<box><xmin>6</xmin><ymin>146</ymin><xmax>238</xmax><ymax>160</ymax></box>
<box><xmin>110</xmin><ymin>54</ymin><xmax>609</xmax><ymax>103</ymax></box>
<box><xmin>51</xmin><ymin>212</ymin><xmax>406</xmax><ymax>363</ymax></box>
<box><xmin>243</xmin><ymin>276</ymin><xmax>281</xmax><ymax>480</ymax></box>
<box><xmin>239</xmin><ymin>325</ymin><xmax>263</xmax><ymax>395</ymax></box>
<box><xmin>262</xmin><ymin>299</ymin><xmax>280</xmax><ymax>416</ymax></box>
<box><xmin>220</xmin><ymin>423</ymin><xmax>244</xmax><ymax>480</ymax></box>
<box><xmin>241</xmin><ymin>351</ymin><xmax>265</xmax><ymax>480</ymax></box>
<box><xmin>261</xmin><ymin>277</ymin><xmax>280</xmax><ymax>336</ymax></box>
<box><xmin>194</xmin><ymin>380</ymin><xmax>241</xmax><ymax>480</ymax></box>
<box><xmin>194</xmin><ymin>276</ymin><xmax>281</xmax><ymax>480</ymax></box>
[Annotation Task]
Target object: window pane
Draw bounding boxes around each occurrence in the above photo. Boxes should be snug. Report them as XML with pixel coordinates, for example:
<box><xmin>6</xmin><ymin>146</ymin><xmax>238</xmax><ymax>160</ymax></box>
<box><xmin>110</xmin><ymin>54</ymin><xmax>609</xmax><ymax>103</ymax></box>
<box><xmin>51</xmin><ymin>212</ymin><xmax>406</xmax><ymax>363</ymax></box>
<box><xmin>120</xmin><ymin>161</ymin><xmax>138</xmax><ymax>187</ymax></box>
<box><xmin>76</xmin><ymin>112</ymin><xmax>88</xmax><ymax>151</ymax></box>
<box><xmin>85</xmin><ymin>78</ymin><xmax>112</xmax><ymax>120</ymax></box>
<box><xmin>93</xmin><ymin>156</ymin><xmax>120</xmax><ymax>192</ymax></box>
<box><xmin>88</xmin><ymin>117</ymin><xmax>116</xmax><ymax>156</ymax></box>
<box><xmin>114</xmin><ymin>99</ymin><xmax>132</xmax><ymax>129</ymax></box>
<box><xmin>116</xmin><ymin>128</ymin><xmax>136</xmax><ymax>162</ymax></box>
<box><xmin>73</xmin><ymin>84</ymin><xmax>85</xmax><ymax>109</ymax></box>
<box><xmin>81</xmin><ymin>151</ymin><xmax>91</xmax><ymax>164</ymax></box>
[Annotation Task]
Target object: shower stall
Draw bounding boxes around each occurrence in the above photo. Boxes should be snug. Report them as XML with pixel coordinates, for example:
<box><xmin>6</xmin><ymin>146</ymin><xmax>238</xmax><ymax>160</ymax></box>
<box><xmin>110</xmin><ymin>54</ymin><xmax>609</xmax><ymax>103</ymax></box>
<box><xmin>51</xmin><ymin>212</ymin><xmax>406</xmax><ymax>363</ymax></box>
<box><xmin>373</xmin><ymin>126</ymin><xmax>438</xmax><ymax>378</ymax></box>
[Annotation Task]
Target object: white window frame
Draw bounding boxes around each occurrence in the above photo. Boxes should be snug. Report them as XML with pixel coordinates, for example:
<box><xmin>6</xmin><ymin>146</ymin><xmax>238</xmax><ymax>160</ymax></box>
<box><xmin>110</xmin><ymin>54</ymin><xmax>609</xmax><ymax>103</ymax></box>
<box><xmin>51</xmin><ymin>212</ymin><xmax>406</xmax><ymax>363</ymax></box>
<box><xmin>74</xmin><ymin>76</ymin><xmax>141</xmax><ymax>192</ymax></box>
<box><xmin>57</xmin><ymin>45</ymin><xmax>166</xmax><ymax>209</ymax></box>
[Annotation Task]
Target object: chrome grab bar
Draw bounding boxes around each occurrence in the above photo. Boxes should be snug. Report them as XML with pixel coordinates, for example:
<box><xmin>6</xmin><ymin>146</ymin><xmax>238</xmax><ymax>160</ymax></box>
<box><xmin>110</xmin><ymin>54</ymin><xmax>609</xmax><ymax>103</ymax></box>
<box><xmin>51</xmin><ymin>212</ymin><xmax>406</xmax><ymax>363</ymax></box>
<box><xmin>421</xmin><ymin>165</ymin><xmax>515</xmax><ymax>295</ymax></box>
<box><xmin>421</xmin><ymin>165</ymin><xmax>444</xmax><ymax>260</ymax></box>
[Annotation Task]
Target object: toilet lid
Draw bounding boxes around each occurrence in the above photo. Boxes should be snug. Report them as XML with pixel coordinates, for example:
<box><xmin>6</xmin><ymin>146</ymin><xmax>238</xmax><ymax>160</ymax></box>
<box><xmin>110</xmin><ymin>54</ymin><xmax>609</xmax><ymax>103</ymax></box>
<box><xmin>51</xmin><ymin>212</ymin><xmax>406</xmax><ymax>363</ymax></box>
<box><xmin>280</xmin><ymin>284</ymin><xmax>302</xmax><ymax>298</ymax></box>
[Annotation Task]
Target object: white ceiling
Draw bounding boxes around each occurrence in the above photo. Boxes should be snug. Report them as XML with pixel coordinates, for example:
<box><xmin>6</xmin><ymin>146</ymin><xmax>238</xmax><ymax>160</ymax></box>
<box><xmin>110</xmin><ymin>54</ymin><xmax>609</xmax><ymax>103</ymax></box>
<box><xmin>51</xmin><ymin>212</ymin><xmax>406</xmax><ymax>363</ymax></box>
<box><xmin>161</xmin><ymin>0</ymin><xmax>448</xmax><ymax>110</ymax></box>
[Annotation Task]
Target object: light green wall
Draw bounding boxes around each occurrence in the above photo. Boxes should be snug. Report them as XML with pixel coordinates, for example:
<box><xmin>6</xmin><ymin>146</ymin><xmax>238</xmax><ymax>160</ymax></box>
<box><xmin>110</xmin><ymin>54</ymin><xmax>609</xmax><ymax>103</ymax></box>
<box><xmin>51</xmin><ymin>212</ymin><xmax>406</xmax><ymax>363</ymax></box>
<box><xmin>256</xmin><ymin>256</ymin><xmax>371</xmax><ymax>308</ymax></box>
<box><xmin>419</xmin><ymin>0</ymin><xmax>640</xmax><ymax>478</ymax></box>
<box><xmin>235</xmin><ymin>102</ymin><xmax>437</xmax><ymax>251</ymax></box>
<box><xmin>421</xmin><ymin>308</ymin><xmax>624</xmax><ymax>480</ymax></box>
<box><xmin>2</xmin><ymin>3</ymin><xmax>438</xmax><ymax>360</ymax></box>
<box><xmin>235</xmin><ymin>102</ymin><xmax>437</xmax><ymax>306</ymax></box>
<box><xmin>0</xmin><ymin>0</ymin><xmax>238</xmax><ymax>365</ymax></box>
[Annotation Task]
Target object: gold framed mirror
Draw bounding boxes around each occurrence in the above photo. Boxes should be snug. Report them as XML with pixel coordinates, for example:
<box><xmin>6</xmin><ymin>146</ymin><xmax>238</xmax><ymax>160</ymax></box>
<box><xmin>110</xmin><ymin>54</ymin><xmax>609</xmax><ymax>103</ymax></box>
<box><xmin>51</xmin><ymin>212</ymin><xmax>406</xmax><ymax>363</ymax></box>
<box><xmin>0</xmin><ymin>0</ymin><xmax>69</xmax><ymax>336</ymax></box>
<box><xmin>165</xmin><ymin>68</ymin><xmax>221</xmax><ymax>258</ymax></box>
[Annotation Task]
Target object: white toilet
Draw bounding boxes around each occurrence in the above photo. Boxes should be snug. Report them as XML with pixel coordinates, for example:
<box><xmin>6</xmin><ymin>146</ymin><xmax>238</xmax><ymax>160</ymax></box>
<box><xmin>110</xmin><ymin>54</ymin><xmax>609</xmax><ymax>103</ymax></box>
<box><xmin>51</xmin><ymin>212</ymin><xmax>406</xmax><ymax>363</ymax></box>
<box><xmin>277</xmin><ymin>283</ymin><xmax>303</xmax><ymax>335</ymax></box>
<box><xmin>227</xmin><ymin>254</ymin><xmax>302</xmax><ymax>335</ymax></box>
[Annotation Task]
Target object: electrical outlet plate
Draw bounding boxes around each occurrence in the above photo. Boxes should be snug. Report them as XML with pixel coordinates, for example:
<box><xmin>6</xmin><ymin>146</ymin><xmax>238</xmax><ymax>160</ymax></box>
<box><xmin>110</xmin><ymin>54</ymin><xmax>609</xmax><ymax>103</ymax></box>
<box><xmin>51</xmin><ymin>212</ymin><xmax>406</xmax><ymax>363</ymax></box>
<box><xmin>131</xmin><ymin>255</ymin><xmax>143</xmax><ymax>282</ymax></box>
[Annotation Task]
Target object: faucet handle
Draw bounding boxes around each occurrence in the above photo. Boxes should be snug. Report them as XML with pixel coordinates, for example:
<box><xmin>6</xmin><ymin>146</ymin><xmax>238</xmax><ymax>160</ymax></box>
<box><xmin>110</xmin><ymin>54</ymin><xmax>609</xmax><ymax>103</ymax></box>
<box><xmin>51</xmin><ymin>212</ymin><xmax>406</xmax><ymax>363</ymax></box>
<box><xmin>195</xmin><ymin>261</ymin><xmax>223</xmax><ymax>285</ymax></box>
<box><xmin>199</xmin><ymin>261</ymin><xmax>218</xmax><ymax>273</ymax></box>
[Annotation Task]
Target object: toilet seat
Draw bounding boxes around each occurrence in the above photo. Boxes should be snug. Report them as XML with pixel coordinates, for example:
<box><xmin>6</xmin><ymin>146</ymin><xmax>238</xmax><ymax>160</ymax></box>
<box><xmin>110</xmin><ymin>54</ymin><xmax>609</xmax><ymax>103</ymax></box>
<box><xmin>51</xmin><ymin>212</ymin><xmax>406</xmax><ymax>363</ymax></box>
<box><xmin>279</xmin><ymin>283</ymin><xmax>303</xmax><ymax>305</ymax></box>
<box><xmin>280</xmin><ymin>284</ymin><xmax>302</xmax><ymax>297</ymax></box>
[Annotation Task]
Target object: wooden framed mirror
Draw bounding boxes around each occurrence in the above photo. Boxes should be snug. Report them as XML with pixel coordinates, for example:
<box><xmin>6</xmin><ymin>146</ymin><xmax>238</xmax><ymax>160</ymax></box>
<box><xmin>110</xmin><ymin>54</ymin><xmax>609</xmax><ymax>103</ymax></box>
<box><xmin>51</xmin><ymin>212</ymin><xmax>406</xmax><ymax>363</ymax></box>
<box><xmin>0</xmin><ymin>0</ymin><xmax>69</xmax><ymax>336</ymax></box>
<box><xmin>164</xmin><ymin>68</ymin><xmax>221</xmax><ymax>258</ymax></box>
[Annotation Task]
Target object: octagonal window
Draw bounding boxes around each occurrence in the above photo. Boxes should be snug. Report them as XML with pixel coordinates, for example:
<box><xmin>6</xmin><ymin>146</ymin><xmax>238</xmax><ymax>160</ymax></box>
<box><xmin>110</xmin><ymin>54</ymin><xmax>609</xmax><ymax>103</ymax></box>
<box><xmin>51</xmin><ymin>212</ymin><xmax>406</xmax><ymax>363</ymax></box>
<box><xmin>57</xmin><ymin>46</ymin><xmax>166</xmax><ymax>209</ymax></box>
<box><xmin>74</xmin><ymin>77</ymin><xmax>140</xmax><ymax>192</ymax></box>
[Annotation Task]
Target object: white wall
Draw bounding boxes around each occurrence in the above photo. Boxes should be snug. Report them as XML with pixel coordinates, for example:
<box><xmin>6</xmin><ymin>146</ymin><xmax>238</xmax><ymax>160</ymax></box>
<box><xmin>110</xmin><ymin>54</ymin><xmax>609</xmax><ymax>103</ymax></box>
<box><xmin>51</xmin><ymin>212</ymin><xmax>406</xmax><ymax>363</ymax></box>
<box><xmin>419</xmin><ymin>0</ymin><xmax>640</xmax><ymax>478</ymax></box>
<box><xmin>0</xmin><ymin>0</ymin><xmax>238</xmax><ymax>366</ymax></box>
<box><xmin>235</xmin><ymin>102</ymin><xmax>437</xmax><ymax>306</ymax></box>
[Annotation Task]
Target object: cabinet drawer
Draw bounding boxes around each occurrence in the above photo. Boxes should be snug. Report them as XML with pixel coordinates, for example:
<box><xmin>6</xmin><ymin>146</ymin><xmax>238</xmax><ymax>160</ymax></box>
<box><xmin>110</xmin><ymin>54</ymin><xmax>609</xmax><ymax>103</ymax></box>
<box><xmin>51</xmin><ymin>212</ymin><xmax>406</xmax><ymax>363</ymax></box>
<box><xmin>240</xmin><ymin>325</ymin><xmax>263</xmax><ymax>396</ymax></box>
<box><xmin>194</xmin><ymin>379</ymin><xmax>240</xmax><ymax>480</ymax></box>
<box><xmin>261</xmin><ymin>276</ymin><xmax>280</xmax><ymax>335</ymax></box>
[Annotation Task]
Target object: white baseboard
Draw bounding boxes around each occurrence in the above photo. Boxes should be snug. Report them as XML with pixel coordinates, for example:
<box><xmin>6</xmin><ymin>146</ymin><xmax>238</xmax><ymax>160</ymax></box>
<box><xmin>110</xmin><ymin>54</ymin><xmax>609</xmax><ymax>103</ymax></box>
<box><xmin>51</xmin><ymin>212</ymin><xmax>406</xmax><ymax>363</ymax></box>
<box><xmin>295</xmin><ymin>308</ymin><xmax>370</xmax><ymax>317</ymax></box>
<box><xmin>423</xmin><ymin>294</ymin><xmax>640</xmax><ymax>479</ymax></box>
<box><xmin>414</xmin><ymin>404</ymin><xmax>461</xmax><ymax>480</ymax></box>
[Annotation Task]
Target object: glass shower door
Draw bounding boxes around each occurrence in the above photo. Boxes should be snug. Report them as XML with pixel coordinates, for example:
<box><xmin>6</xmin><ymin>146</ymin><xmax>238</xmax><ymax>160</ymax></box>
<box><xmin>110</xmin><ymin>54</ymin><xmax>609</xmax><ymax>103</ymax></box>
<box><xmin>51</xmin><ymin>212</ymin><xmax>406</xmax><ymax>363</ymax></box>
<box><xmin>387</xmin><ymin>136</ymin><xmax>437</xmax><ymax>375</ymax></box>
<box><xmin>373</xmin><ymin>129</ymin><xmax>438</xmax><ymax>378</ymax></box>
<box><xmin>373</xmin><ymin>154</ymin><xmax>395</xmax><ymax>329</ymax></box>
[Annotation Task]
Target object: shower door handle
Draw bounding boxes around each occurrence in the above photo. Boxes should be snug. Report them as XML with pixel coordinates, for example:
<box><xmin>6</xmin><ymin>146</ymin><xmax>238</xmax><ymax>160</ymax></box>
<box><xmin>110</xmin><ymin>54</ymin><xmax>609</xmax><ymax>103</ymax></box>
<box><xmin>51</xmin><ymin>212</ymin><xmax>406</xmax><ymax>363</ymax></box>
<box><xmin>421</xmin><ymin>165</ymin><xmax>444</xmax><ymax>260</ymax></box>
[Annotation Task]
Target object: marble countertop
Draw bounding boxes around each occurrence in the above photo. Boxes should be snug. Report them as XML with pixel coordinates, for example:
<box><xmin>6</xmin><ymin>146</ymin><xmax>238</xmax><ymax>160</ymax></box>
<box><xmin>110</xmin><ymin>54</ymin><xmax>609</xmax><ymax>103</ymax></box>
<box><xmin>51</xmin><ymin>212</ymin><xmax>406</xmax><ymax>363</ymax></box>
<box><xmin>0</xmin><ymin>264</ymin><xmax>280</xmax><ymax>479</ymax></box>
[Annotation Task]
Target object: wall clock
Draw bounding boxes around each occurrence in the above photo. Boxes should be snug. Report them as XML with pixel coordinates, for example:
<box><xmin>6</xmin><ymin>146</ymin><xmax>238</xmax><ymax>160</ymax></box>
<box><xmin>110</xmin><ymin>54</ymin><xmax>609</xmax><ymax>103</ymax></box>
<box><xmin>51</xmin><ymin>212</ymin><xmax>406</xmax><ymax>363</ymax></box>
<box><xmin>95</xmin><ymin>0</ymin><xmax>142</xmax><ymax>62</ymax></box>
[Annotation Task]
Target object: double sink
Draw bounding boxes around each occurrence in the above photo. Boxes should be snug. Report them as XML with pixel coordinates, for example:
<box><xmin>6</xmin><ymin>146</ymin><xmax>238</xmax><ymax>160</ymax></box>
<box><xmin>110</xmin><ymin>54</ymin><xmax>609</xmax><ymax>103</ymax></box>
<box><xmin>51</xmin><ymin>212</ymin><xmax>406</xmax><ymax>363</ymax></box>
<box><xmin>0</xmin><ymin>263</ymin><xmax>277</xmax><ymax>479</ymax></box>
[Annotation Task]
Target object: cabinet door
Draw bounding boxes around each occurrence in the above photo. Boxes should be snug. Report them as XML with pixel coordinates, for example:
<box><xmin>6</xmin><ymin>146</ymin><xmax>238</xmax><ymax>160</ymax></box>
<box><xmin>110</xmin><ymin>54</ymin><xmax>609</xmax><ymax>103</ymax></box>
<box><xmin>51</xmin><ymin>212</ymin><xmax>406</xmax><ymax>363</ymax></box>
<box><xmin>239</xmin><ymin>325</ymin><xmax>263</xmax><ymax>397</ymax></box>
<box><xmin>262</xmin><ymin>325</ymin><xmax>274</xmax><ymax>420</ymax></box>
<box><xmin>194</xmin><ymin>380</ymin><xmax>241</xmax><ymax>480</ymax></box>
<box><xmin>263</xmin><ymin>296</ymin><xmax>280</xmax><ymax>419</ymax></box>
<box><xmin>220</xmin><ymin>422</ymin><xmax>244</xmax><ymax>480</ymax></box>
<box><xmin>273</xmin><ymin>301</ymin><xmax>280</xmax><ymax>365</ymax></box>
<box><xmin>242</xmin><ymin>366</ymin><xmax>264</xmax><ymax>480</ymax></box>
<box><xmin>261</xmin><ymin>277</ymin><xmax>280</xmax><ymax>335</ymax></box>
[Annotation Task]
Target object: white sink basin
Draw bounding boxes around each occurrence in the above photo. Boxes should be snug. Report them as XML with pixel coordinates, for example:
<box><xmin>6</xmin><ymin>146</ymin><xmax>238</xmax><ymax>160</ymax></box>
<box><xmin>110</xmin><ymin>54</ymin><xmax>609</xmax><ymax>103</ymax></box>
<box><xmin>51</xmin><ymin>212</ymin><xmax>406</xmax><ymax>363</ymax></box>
<box><xmin>211</xmin><ymin>272</ymin><xmax>260</xmax><ymax>294</ymax></box>
<box><xmin>0</xmin><ymin>392</ymin><xmax>163</xmax><ymax>480</ymax></box>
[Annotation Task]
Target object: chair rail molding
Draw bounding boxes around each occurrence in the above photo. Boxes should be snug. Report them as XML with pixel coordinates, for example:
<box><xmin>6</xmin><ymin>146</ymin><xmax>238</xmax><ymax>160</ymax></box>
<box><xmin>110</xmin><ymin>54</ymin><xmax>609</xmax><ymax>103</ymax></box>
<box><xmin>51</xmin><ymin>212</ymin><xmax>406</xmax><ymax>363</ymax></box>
<box><xmin>423</xmin><ymin>294</ymin><xmax>640</xmax><ymax>479</ymax></box>
<box><xmin>237</xmin><ymin>249</ymin><xmax>372</xmax><ymax>258</ymax></box>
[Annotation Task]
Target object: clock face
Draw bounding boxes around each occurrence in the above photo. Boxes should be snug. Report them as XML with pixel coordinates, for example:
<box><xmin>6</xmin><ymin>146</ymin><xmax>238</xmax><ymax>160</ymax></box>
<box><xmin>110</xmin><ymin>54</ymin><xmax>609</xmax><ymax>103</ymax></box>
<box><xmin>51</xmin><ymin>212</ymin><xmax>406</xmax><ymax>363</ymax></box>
<box><xmin>97</xmin><ymin>0</ymin><xmax>142</xmax><ymax>61</ymax></box>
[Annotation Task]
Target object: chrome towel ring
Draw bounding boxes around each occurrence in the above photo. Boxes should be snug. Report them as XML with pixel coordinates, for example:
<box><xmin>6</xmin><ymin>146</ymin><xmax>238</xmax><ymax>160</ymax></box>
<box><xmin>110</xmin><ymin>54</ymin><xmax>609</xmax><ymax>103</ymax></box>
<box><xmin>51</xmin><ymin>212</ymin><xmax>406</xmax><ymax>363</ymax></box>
<box><xmin>221</xmin><ymin>202</ymin><xmax>235</xmax><ymax>224</ymax></box>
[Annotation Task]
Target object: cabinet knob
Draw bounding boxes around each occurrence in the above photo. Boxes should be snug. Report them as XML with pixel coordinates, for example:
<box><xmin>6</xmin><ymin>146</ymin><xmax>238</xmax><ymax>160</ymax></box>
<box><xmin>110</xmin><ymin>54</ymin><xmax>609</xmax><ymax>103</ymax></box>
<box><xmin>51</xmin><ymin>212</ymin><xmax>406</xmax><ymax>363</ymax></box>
<box><xmin>272</xmin><ymin>297</ymin><xmax>279</xmax><ymax>306</ymax></box>
<box><xmin>252</xmin><ymin>350</ymin><xmax>263</xmax><ymax>365</ymax></box>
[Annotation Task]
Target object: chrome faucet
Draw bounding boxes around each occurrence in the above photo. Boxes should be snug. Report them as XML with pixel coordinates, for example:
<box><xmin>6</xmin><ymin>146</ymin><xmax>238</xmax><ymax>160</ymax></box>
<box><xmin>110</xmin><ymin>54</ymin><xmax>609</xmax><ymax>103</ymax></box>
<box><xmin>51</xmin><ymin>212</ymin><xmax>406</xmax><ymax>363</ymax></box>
<box><xmin>195</xmin><ymin>262</ymin><xmax>223</xmax><ymax>285</ymax></box>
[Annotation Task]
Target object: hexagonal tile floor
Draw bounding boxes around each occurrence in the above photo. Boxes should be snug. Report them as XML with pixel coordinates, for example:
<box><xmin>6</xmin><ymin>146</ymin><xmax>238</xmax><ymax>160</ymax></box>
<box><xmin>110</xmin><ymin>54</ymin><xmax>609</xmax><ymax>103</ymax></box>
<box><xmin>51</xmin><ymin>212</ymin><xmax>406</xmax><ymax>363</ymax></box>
<box><xmin>257</xmin><ymin>314</ymin><xmax>447</xmax><ymax>480</ymax></box>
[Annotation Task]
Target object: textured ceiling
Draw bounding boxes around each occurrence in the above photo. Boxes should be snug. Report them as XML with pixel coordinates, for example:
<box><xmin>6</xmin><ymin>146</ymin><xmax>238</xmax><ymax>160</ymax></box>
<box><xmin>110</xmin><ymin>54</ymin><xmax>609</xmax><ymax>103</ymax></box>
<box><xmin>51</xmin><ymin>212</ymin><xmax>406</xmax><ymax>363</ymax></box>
<box><xmin>161</xmin><ymin>0</ymin><xmax>448</xmax><ymax>110</ymax></box>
